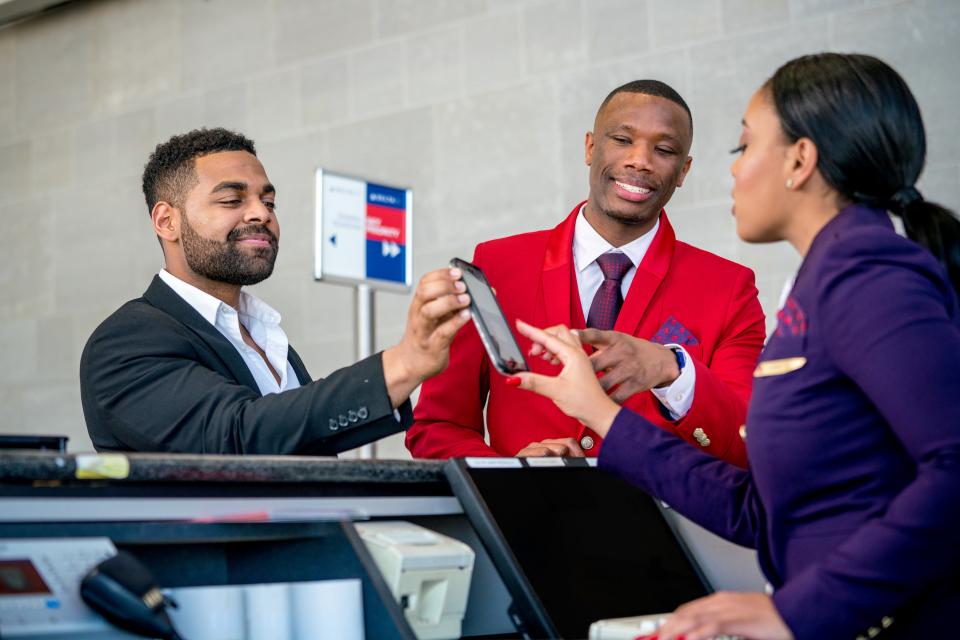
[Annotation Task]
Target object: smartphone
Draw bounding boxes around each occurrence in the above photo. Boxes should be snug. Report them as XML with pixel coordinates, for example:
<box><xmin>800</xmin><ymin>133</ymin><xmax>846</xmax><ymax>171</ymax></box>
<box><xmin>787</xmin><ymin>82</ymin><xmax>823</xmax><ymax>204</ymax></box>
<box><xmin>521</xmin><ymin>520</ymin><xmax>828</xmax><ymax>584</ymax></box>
<box><xmin>451</xmin><ymin>258</ymin><xmax>529</xmax><ymax>375</ymax></box>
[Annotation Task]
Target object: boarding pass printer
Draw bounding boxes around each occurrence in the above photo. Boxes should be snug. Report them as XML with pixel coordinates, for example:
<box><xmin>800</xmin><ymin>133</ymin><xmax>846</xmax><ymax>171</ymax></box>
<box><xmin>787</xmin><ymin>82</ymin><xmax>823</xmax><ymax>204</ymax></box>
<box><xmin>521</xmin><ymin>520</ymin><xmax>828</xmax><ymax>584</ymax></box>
<box><xmin>355</xmin><ymin>521</ymin><xmax>474</xmax><ymax>640</ymax></box>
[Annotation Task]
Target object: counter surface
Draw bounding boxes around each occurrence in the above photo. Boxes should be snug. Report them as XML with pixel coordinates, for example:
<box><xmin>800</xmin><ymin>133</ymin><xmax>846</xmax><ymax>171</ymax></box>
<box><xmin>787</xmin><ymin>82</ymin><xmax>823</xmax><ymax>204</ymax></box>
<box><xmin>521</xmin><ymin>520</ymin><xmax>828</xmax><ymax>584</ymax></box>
<box><xmin>0</xmin><ymin>451</ymin><xmax>447</xmax><ymax>485</ymax></box>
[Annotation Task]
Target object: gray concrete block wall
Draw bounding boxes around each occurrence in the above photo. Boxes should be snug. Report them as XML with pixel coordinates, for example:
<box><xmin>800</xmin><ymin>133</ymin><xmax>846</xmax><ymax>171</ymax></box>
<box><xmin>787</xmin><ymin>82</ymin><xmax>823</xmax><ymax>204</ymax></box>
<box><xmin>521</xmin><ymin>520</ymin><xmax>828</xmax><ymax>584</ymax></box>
<box><xmin>0</xmin><ymin>0</ymin><xmax>956</xmax><ymax>458</ymax></box>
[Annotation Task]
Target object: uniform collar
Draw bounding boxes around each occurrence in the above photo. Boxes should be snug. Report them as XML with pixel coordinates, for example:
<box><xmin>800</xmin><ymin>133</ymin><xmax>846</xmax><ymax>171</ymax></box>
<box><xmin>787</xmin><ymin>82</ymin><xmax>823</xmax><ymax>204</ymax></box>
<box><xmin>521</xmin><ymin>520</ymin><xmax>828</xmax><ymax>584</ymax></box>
<box><xmin>573</xmin><ymin>204</ymin><xmax>660</xmax><ymax>273</ymax></box>
<box><xmin>540</xmin><ymin>202</ymin><xmax>676</xmax><ymax>333</ymax></box>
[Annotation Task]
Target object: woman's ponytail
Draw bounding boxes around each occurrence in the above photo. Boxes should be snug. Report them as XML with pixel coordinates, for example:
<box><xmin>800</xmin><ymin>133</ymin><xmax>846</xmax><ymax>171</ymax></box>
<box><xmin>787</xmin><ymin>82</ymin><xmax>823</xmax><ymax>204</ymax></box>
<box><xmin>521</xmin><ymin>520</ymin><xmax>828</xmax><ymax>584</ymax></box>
<box><xmin>897</xmin><ymin>197</ymin><xmax>960</xmax><ymax>295</ymax></box>
<box><xmin>768</xmin><ymin>53</ymin><xmax>960</xmax><ymax>298</ymax></box>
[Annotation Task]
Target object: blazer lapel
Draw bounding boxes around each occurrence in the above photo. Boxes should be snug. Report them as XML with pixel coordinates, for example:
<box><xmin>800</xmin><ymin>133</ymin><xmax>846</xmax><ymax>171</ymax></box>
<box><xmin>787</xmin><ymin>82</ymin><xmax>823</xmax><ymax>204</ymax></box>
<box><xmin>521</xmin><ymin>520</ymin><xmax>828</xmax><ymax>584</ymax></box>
<box><xmin>287</xmin><ymin>345</ymin><xmax>312</xmax><ymax>385</ymax></box>
<box><xmin>614</xmin><ymin>211</ymin><xmax>675</xmax><ymax>335</ymax></box>
<box><xmin>142</xmin><ymin>275</ymin><xmax>262</xmax><ymax>392</ymax></box>
<box><xmin>539</xmin><ymin>204</ymin><xmax>581</xmax><ymax>328</ymax></box>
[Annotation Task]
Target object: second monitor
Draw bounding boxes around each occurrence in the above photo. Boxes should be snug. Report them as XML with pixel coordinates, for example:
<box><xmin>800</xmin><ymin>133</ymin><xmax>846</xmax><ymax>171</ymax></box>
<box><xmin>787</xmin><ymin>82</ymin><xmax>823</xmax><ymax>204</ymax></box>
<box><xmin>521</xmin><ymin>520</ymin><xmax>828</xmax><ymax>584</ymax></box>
<box><xmin>445</xmin><ymin>458</ymin><xmax>712</xmax><ymax>639</ymax></box>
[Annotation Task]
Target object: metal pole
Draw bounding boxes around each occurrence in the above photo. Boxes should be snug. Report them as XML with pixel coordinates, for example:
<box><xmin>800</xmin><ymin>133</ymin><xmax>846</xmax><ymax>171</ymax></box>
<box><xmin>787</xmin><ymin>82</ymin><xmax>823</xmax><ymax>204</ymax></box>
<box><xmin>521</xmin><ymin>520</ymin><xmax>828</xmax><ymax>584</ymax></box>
<box><xmin>355</xmin><ymin>284</ymin><xmax>376</xmax><ymax>459</ymax></box>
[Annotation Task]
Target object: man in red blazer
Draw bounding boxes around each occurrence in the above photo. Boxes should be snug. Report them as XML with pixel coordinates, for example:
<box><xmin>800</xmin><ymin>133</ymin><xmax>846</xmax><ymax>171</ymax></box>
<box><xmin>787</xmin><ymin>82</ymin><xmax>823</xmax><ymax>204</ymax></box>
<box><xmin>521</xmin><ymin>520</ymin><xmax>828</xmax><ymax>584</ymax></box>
<box><xmin>407</xmin><ymin>80</ymin><xmax>765</xmax><ymax>466</ymax></box>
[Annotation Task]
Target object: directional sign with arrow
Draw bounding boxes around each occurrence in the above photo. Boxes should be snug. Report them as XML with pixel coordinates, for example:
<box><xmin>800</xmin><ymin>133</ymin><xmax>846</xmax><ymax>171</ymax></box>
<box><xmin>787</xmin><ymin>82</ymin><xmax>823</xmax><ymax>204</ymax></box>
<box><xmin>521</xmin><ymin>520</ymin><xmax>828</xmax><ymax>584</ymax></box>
<box><xmin>381</xmin><ymin>241</ymin><xmax>400</xmax><ymax>258</ymax></box>
<box><xmin>315</xmin><ymin>169</ymin><xmax>412</xmax><ymax>290</ymax></box>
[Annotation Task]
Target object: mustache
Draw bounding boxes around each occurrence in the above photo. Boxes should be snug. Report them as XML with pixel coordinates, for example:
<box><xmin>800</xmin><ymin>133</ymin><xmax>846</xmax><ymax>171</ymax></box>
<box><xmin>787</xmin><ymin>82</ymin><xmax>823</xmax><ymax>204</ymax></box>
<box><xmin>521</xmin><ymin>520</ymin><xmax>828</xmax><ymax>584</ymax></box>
<box><xmin>227</xmin><ymin>224</ymin><xmax>278</xmax><ymax>244</ymax></box>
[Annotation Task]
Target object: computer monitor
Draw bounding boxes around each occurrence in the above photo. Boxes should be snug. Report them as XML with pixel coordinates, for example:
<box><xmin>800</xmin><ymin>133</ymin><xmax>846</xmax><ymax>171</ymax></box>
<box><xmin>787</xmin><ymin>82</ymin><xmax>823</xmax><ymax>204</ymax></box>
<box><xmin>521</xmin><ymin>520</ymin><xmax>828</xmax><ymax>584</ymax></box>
<box><xmin>445</xmin><ymin>458</ymin><xmax>711</xmax><ymax>639</ymax></box>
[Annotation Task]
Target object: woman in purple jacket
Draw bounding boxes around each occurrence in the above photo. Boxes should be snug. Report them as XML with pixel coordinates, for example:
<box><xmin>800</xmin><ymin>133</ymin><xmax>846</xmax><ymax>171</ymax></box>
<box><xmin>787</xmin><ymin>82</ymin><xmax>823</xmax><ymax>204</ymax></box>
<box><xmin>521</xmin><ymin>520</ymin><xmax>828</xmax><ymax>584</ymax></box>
<box><xmin>509</xmin><ymin>53</ymin><xmax>960</xmax><ymax>639</ymax></box>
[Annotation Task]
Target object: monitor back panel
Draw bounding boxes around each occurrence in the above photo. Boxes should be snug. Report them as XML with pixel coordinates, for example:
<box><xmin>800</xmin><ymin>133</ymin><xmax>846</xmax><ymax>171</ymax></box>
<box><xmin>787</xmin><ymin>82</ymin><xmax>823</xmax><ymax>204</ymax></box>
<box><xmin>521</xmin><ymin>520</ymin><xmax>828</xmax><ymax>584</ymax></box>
<box><xmin>445</xmin><ymin>460</ymin><xmax>710</xmax><ymax>639</ymax></box>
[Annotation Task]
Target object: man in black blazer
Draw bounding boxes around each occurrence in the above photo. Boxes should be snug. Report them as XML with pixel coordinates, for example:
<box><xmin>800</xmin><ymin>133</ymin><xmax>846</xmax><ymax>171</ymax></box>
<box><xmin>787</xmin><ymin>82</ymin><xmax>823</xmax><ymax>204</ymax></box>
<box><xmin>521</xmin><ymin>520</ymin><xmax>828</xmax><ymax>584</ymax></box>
<box><xmin>80</xmin><ymin>128</ymin><xmax>471</xmax><ymax>455</ymax></box>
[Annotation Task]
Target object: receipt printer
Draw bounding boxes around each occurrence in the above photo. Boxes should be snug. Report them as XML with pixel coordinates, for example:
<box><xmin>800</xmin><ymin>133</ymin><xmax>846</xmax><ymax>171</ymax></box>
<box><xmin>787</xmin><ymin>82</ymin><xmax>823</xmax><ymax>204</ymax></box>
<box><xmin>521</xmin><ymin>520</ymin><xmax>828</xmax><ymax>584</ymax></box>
<box><xmin>355</xmin><ymin>521</ymin><xmax>474</xmax><ymax>640</ymax></box>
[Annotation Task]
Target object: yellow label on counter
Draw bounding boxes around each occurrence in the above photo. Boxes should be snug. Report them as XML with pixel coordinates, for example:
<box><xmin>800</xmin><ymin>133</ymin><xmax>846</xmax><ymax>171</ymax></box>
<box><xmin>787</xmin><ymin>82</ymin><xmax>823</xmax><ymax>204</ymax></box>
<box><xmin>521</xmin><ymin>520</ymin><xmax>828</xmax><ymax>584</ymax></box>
<box><xmin>754</xmin><ymin>357</ymin><xmax>807</xmax><ymax>378</ymax></box>
<box><xmin>75</xmin><ymin>454</ymin><xmax>130</xmax><ymax>479</ymax></box>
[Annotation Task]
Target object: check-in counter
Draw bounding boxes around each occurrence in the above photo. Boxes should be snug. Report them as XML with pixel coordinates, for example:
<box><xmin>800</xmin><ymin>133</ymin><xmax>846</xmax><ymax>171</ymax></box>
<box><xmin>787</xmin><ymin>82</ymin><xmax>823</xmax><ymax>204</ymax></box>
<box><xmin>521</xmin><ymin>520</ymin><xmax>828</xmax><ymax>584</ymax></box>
<box><xmin>0</xmin><ymin>452</ymin><xmax>515</xmax><ymax>638</ymax></box>
<box><xmin>0</xmin><ymin>452</ymin><xmax>763</xmax><ymax>638</ymax></box>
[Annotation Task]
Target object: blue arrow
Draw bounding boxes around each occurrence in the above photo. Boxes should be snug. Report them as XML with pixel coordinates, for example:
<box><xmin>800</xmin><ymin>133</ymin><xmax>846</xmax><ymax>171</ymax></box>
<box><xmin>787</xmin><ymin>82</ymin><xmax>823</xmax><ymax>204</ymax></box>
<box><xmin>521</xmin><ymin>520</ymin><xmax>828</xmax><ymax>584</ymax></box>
<box><xmin>329</xmin><ymin>234</ymin><xmax>337</xmax><ymax>246</ymax></box>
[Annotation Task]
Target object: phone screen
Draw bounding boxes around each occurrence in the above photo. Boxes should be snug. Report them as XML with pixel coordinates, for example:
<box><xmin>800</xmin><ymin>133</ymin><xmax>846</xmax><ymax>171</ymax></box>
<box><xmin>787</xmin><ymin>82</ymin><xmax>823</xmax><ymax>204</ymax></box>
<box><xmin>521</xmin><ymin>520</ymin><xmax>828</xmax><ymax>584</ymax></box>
<box><xmin>453</xmin><ymin>259</ymin><xmax>528</xmax><ymax>374</ymax></box>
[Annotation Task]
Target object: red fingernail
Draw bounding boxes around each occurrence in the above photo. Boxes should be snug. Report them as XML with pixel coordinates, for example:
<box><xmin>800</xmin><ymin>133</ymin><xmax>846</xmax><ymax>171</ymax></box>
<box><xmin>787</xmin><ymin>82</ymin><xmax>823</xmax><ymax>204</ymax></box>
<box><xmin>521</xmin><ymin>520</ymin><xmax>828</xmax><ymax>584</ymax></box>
<box><xmin>505</xmin><ymin>376</ymin><xmax>521</xmax><ymax>386</ymax></box>
<box><xmin>634</xmin><ymin>635</ymin><xmax>657</xmax><ymax>640</ymax></box>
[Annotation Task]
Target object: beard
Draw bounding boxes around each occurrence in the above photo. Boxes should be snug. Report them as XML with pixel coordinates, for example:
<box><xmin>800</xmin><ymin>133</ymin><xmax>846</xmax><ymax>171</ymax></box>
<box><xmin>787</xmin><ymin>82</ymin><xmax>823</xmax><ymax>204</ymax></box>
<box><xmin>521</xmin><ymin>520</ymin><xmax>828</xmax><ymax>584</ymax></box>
<box><xmin>180</xmin><ymin>213</ymin><xmax>278</xmax><ymax>286</ymax></box>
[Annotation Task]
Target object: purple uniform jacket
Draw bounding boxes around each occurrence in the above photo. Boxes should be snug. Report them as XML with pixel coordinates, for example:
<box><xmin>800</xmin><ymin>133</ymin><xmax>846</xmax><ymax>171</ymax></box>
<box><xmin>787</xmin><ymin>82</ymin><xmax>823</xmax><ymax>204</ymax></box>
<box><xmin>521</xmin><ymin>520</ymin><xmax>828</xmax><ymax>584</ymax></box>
<box><xmin>599</xmin><ymin>205</ymin><xmax>960</xmax><ymax>639</ymax></box>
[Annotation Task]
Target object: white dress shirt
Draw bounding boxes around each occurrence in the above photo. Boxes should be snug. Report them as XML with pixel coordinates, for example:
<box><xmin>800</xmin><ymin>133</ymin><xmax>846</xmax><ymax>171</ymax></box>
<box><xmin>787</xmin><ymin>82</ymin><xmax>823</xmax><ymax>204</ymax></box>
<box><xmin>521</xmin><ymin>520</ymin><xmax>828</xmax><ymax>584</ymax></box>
<box><xmin>572</xmin><ymin>207</ymin><xmax>695</xmax><ymax>419</ymax></box>
<box><xmin>158</xmin><ymin>269</ymin><xmax>301</xmax><ymax>396</ymax></box>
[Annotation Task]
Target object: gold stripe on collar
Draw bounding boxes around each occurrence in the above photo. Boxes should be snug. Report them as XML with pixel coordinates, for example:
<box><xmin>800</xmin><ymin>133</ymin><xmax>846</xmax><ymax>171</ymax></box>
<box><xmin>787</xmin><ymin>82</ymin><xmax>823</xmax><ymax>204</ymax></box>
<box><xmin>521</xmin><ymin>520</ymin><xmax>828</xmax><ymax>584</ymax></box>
<box><xmin>754</xmin><ymin>357</ymin><xmax>807</xmax><ymax>378</ymax></box>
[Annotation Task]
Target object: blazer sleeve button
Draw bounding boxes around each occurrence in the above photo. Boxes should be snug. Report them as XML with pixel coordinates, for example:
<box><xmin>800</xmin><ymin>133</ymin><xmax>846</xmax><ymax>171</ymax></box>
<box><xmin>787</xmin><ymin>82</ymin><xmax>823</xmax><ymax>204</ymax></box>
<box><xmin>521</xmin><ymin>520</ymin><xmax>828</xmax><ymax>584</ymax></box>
<box><xmin>693</xmin><ymin>428</ymin><xmax>711</xmax><ymax>447</ymax></box>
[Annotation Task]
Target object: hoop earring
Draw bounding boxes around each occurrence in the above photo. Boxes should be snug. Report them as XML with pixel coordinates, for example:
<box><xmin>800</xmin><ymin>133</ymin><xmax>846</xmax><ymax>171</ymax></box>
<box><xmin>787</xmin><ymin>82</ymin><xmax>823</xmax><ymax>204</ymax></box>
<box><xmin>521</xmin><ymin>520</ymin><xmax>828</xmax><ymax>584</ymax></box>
<box><xmin>786</xmin><ymin>178</ymin><xmax>794</xmax><ymax>189</ymax></box>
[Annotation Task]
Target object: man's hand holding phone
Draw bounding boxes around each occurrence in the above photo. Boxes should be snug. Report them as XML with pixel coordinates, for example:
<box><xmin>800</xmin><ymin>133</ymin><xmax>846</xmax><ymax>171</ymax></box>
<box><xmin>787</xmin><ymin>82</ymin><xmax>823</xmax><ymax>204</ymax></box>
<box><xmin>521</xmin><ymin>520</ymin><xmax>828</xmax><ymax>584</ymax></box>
<box><xmin>382</xmin><ymin>267</ymin><xmax>472</xmax><ymax>408</ymax></box>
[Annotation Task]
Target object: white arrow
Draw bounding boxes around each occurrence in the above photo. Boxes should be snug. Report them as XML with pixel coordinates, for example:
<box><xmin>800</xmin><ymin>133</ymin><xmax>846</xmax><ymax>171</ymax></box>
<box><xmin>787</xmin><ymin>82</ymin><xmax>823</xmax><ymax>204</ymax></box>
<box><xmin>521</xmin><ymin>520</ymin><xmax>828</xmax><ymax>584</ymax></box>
<box><xmin>381</xmin><ymin>241</ymin><xmax>400</xmax><ymax>258</ymax></box>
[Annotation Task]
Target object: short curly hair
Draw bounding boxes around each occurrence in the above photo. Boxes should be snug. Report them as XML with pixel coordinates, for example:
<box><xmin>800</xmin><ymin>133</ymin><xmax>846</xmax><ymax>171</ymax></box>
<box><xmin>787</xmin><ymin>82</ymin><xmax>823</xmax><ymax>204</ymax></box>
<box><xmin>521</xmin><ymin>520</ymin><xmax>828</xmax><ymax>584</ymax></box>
<box><xmin>598</xmin><ymin>79</ymin><xmax>693</xmax><ymax>136</ymax></box>
<box><xmin>142</xmin><ymin>128</ymin><xmax>257</xmax><ymax>214</ymax></box>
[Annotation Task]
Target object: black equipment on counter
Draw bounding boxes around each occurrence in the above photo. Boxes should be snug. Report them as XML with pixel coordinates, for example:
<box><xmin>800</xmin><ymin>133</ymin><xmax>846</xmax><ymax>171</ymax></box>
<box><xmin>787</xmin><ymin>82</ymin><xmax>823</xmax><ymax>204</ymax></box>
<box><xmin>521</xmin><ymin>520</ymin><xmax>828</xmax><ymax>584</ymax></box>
<box><xmin>0</xmin><ymin>434</ymin><xmax>68</xmax><ymax>452</ymax></box>
<box><xmin>80</xmin><ymin>551</ymin><xmax>181</xmax><ymax>639</ymax></box>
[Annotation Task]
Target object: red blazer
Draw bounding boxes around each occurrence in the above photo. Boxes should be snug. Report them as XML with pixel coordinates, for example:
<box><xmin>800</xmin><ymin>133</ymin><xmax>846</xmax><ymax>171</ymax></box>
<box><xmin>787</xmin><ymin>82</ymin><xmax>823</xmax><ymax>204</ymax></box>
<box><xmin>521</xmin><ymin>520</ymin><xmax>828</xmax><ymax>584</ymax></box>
<box><xmin>407</xmin><ymin>205</ymin><xmax>765</xmax><ymax>466</ymax></box>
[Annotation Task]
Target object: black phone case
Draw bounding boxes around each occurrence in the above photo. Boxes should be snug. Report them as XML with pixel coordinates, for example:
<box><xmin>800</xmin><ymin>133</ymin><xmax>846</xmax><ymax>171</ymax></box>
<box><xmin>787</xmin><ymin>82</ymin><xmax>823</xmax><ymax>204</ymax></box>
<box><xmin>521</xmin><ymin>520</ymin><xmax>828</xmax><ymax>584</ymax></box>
<box><xmin>450</xmin><ymin>258</ymin><xmax>529</xmax><ymax>375</ymax></box>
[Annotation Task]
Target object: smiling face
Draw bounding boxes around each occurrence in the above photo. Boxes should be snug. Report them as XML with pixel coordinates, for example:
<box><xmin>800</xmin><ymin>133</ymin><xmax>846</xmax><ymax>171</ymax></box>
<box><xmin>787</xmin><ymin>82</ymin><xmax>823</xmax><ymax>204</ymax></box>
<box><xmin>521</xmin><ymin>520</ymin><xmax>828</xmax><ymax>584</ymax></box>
<box><xmin>176</xmin><ymin>150</ymin><xmax>279</xmax><ymax>286</ymax></box>
<box><xmin>730</xmin><ymin>89</ymin><xmax>794</xmax><ymax>243</ymax></box>
<box><xmin>584</xmin><ymin>92</ymin><xmax>693</xmax><ymax>243</ymax></box>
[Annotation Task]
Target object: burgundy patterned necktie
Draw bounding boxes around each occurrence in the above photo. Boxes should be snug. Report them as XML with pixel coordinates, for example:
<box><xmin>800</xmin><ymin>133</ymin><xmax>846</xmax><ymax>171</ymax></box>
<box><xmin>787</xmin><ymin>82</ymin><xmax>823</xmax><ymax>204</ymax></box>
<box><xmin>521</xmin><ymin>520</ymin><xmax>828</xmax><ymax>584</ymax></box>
<box><xmin>587</xmin><ymin>252</ymin><xmax>633</xmax><ymax>330</ymax></box>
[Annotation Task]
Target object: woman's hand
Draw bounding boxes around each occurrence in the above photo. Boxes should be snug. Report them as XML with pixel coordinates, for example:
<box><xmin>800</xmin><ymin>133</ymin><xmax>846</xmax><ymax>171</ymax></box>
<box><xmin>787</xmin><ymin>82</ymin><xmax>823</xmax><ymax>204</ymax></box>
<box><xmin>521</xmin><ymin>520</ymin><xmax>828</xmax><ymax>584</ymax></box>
<box><xmin>509</xmin><ymin>320</ymin><xmax>620</xmax><ymax>437</ymax></box>
<box><xmin>653</xmin><ymin>592</ymin><xmax>793</xmax><ymax>640</ymax></box>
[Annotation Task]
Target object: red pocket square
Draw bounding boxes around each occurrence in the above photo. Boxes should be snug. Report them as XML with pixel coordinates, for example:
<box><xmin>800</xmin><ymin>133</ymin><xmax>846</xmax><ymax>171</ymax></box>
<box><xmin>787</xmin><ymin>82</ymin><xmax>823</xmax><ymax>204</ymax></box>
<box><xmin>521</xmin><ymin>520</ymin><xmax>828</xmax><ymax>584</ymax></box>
<box><xmin>652</xmin><ymin>316</ymin><xmax>700</xmax><ymax>346</ymax></box>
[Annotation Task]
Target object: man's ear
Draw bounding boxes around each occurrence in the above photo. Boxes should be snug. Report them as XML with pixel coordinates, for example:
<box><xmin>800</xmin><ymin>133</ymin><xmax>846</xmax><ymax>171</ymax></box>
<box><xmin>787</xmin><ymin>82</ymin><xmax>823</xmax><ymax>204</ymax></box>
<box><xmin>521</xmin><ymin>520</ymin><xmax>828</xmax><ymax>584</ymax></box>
<box><xmin>785</xmin><ymin>138</ymin><xmax>819</xmax><ymax>190</ymax></box>
<box><xmin>584</xmin><ymin>131</ymin><xmax>594</xmax><ymax>166</ymax></box>
<box><xmin>675</xmin><ymin>155</ymin><xmax>693</xmax><ymax>188</ymax></box>
<box><xmin>151</xmin><ymin>202</ymin><xmax>180</xmax><ymax>243</ymax></box>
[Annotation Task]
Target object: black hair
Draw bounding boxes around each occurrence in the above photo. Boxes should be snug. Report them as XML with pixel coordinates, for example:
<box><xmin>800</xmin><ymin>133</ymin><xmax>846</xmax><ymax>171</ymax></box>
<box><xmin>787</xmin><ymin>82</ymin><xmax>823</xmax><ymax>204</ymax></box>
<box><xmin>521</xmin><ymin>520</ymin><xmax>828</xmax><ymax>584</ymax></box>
<box><xmin>142</xmin><ymin>128</ymin><xmax>257</xmax><ymax>214</ymax></box>
<box><xmin>598</xmin><ymin>79</ymin><xmax>693</xmax><ymax>134</ymax></box>
<box><xmin>767</xmin><ymin>53</ymin><xmax>960</xmax><ymax>294</ymax></box>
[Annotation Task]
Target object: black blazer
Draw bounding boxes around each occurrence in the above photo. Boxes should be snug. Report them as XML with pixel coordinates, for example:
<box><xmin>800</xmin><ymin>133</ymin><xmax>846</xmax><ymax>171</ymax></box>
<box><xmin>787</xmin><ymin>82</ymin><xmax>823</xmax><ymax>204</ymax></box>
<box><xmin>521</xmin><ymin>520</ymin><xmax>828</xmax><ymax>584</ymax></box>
<box><xmin>80</xmin><ymin>276</ymin><xmax>409</xmax><ymax>455</ymax></box>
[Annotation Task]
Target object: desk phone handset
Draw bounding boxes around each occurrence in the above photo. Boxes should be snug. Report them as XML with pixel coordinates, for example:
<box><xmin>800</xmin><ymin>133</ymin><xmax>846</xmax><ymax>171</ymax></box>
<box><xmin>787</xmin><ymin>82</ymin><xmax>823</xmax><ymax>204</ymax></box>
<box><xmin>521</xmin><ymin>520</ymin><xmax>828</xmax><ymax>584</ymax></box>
<box><xmin>80</xmin><ymin>550</ymin><xmax>183</xmax><ymax>639</ymax></box>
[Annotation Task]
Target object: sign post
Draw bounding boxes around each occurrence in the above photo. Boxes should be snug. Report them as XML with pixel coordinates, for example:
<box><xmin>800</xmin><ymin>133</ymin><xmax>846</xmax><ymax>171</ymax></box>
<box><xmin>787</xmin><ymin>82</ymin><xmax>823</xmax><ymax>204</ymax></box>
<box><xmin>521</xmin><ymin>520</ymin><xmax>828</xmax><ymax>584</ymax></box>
<box><xmin>315</xmin><ymin>170</ymin><xmax>413</xmax><ymax>459</ymax></box>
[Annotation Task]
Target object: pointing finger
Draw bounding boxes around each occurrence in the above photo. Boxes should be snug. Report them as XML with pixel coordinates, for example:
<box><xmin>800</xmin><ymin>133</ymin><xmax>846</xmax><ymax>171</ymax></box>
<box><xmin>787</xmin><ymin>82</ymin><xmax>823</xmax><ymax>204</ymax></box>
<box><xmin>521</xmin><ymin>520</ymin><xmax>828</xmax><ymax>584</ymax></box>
<box><xmin>589</xmin><ymin>343</ymin><xmax>626</xmax><ymax>372</ymax></box>
<box><xmin>516</xmin><ymin>320</ymin><xmax>580</xmax><ymax>355</ymax></box>
<box><xmin>577</xmin><ymin>327</ymin><xmax>615</xmax><ymax>348</ymax></box>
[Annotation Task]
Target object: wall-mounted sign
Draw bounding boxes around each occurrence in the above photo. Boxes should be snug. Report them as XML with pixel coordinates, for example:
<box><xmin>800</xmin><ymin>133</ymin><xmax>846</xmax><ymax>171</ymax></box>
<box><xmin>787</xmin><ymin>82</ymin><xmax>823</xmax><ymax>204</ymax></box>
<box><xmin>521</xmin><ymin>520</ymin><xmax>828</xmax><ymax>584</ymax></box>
<box><xmin>314</xmin><ymin>169</ymin><xmax>413</xmax><ymax>291</ymax></box>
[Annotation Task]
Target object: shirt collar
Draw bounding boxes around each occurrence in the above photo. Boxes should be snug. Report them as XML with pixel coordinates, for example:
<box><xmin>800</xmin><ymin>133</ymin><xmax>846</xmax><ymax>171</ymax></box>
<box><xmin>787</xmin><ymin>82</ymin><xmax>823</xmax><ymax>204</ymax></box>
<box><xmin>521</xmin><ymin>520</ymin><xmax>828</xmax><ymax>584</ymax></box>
<box><xmin>158</xmin><ymin>269</ymin><xmax>282</xmax><ymax>327</ymax></box>
<box><xmin>237</xmin><ymin>289</ymin><xmax>282</xmax><ymax>326</ymax></box>
<box><xmin>573</xmin><ymin>204</ymin><xmax>660</xmax><ymax>273</ymax></box>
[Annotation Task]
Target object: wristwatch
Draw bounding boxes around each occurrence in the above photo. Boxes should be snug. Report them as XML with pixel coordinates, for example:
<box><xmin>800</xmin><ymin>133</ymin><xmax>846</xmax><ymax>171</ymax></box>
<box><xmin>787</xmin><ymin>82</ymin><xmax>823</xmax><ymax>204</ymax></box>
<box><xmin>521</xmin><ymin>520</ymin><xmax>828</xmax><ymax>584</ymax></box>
<box><xmin>668</xmin><ymin>346</ymin><xmax>686</xmax><ymax>374</ymax></box>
